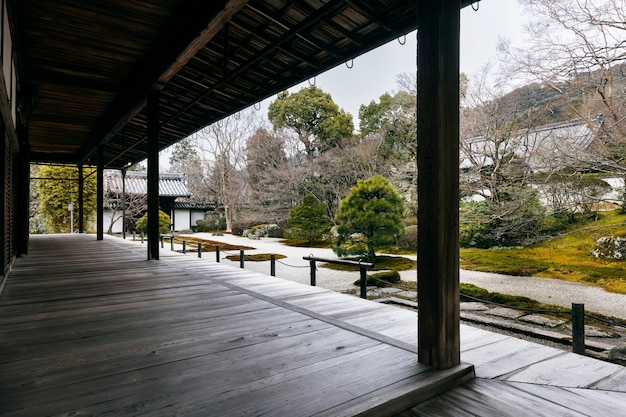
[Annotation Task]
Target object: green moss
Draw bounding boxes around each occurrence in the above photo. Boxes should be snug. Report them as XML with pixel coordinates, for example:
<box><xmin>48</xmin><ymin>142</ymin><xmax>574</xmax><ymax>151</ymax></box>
<box><xmin>353</xmin><ymin>270</ymin><xmax>401</xmax><ymax>287</ymax></box>
<box><xmin>224</xmin><ymin>253</ymin><xmax>287</xmax><ymax>262</ymax></box>
<box><xmin>459</xmin><ymin>209</ymin><xmax>626</xmax><ymax>294</ymax></box>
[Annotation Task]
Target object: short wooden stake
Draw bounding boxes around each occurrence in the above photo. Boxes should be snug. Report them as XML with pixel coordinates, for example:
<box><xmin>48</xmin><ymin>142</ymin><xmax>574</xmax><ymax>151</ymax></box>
<box><xmin>239</xmin><ymin>250</ymin><xmax>244</xmax><ymax>268</ymax></box>
<box><xmin>572</xmin><ymin>303</ymin><xmax>585</xmax><ymax>355</ymax></box>
<box><xmin>360</xmin><ymin>266</ymin><xmax>367</xmax><ymax>299</ymax></box>
<box><xmin>197</xmin><ymin>242</ymin><xmax>202</xmax><ymax>258</ymax></box>
<box><xmin>270</xmin><ymin>254</ymin><xmax>276</xmax><ymax>276</ymax></box>
<box><xmin>216</xmin><ymin>246</ymin><xmax>220</xmax><ymax>262</ymax></box>
<box><xmin>309</xmin><ymin>260</ymin><xmax>316</xmax><ymax>286</ymax></box>
<box><xmin>182</xmin><ymin>241</ymin><xmax>186</xmax><ymax>254</ymax></box>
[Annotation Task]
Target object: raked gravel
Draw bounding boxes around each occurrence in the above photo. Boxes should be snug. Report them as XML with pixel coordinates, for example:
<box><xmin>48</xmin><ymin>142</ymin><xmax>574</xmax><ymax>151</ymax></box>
<box><xmin>183</xmin><ymin>233</ymin><xmax>626</xmax><ymax>320</ymax></box>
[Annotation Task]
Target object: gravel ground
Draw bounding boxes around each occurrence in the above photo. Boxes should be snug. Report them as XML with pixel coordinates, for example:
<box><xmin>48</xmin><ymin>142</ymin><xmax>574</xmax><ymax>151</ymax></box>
<box><xmin>184</xmin><ymin>233</ymin><xmax>626</xmax><ymax>320</ymax></box>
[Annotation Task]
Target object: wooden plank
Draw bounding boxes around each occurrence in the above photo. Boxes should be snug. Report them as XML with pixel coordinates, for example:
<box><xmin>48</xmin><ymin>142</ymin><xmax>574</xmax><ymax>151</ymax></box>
<box><xmin>502</xmin><ymin>352</ymin><xmax>626</xmax><ymax>387</ymax></box>
<box><xmin>461</xmin><ymin>337</ymin><xmax>565</xmax><ymax>379</ymax></box>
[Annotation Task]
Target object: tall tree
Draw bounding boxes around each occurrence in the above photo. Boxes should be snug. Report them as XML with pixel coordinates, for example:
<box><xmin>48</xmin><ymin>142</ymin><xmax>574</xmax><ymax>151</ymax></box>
<box><xmin>193</xmin><ymin>109</ymin><xmax>259</xmax><ymax>231</ymax></box>
<box><xmin>36</xmin><ymin>165</ymin><xmax>97</xmax><ymax>233</ymax></box>
<box><xmin>268</xmin><ymin>86</ymin><xmax>354</xmax><ymax>157</ymax></box>
<box><xmin>245</xmin><ymin>126</ymin><xmax>299</xmax><ymax>223</ymax></box>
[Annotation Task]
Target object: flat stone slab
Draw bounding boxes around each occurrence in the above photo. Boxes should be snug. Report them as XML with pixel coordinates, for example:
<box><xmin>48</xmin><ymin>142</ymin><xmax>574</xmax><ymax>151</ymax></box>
<box><xmin>378</xmin><ymin>287</ymin><xmax>403</xmax><ymax>294</ymax></box>
<box><xmin>519</xmin><ymin>315</ymin><xmax>565</xmax><ymax>328</ymax></box>
<box><xmin>460</xmin><ymin>302</ymin><xmax>490</xmax><ymax>312</ymax></box>
<box><xmin>485</xmin><ymin>307</ymin><xmax>525</xmax><ymax>319</ymax></box>
<box><xmin>395</xmin><ymin>290</ymin><xmax>417</xmax><ymax>300</ymax></box>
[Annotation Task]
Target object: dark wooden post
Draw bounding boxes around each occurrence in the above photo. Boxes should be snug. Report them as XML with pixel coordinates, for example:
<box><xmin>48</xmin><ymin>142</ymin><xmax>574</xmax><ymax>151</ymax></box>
<box><xmin>360</xmin><ymin>266</ymin><xmax>367</xmax><ymax>299</ymax></box>
<box><xmin>147</xmin><ymin>91</ymin><xmax>160</xmax><ymax>260</ymax></box>
<box><xmin>182</xmin><ymin>240</ymin><xmax>186</xmax><ymax>254</ymax></box>
<box><xmin>15</xmin><ymin>124</ymin><xmax>30</xmax><ymax>255</ymax></box>
<box><xmin>270</xmin><ymin>254</ymin><xmax>276</xmax><ymax>276</ymax></box>
<box><xmin>96</xmin><ymin>147</ymin><xmax>104</xmax><ymax>241</ymax></box>
<box><xmin>216</xmin><ymin>246</ymin><xmax>220</xmax><ymax>262</ymax></box>
<box><xmin>239</xmin><ymin>250</ymin><xmax>244</xmax><ymax>268</ymax></box>
<box><xmin>309</xmin><ymin>260</ymin><xmax>316</xmax><ymax>286</ymax></box>
<box><xmin>572</xmin><ymin>303</ymin><xmax>585</xmax><ymax>355</ymax></box>
<box><xmin>198</xmin><ymin>242</ymin><xmax>202</xmax><ymax>258</ymax></box>
<box><xmin>122</xmin><ymin>168</ymin><xmax>127</xmax><ymax>239</ymax></box>
<box><xmin>160</xmin><ymin>235</ymin><xmax>164</xmax><ymax>248</ymax></box>
<box><xmin>417</xmin><ymin>0</ymin><xmax>461</xmax><ymax>369</ymax></box>
<box><xmin>170</xmin><ymin>237</ymin><xmax>175</xmax><ymax>251</ymax></box>
<box><xmin>78</xmin><ymin>164</ymin><xmax>84</xmax><ymax>233</ymax></box>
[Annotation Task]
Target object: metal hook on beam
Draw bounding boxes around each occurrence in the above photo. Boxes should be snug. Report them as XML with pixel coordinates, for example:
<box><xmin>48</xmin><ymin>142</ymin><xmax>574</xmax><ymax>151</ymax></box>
<box><xmin>398</xmin><ymin>34</ymin><xmax>406</xmax><ymax>45</ymax></box>
<box><xmin>253</xmin><ymin>102</ymin><xmax>261</xmax><ymax>111</ymax></box>
<box><xmin>471</xmin><ymin>1</ymin><xmax>479</xmax><ymax>11</ymax></box>
<box><xmin>345</xmin><ymin>58</ymin><xmax>354</xmax><ymax>69</ymax></box>
<box><xmin>308</xmin><ymin>76</ymin><xmax>316</xmax><ymax>86</ymax></box>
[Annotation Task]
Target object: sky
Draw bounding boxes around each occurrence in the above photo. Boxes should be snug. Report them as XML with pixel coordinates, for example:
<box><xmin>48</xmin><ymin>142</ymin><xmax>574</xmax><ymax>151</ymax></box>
<box><xmin>251</xmin><ymin>0</ymin><xmax>529</xmax><ymax>128</ymax></box>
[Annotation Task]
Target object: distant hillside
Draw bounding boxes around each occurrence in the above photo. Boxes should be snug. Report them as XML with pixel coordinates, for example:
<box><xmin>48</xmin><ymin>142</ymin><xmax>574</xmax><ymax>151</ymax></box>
<box><xmin>467</xmin><ymin>63</ymin><xmax>626</xmax><ymax>133</ymax></box>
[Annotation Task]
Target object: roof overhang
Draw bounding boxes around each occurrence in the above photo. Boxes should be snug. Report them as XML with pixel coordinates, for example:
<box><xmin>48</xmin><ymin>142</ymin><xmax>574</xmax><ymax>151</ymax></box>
<box><xmin>14</xmin><ymin>0</ymin><xmax>479</xmax><ymax>169</ymax></box>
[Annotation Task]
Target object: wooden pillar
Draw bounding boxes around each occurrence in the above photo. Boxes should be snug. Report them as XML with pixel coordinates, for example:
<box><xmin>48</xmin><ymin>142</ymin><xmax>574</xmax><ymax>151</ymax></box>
<box><xmin>78</xmin><ymin>164</ymin><xmax>84</xmax><ymax>233</ymax></box>
<box><xmin>96</xmin><ymin>147</ymin><xmax>104</xmax><ymax>240</ymax></box>
<box><xmin>15</xmin><ymin>124</ymin><xmax>29</xmax><ymax>255</ymax></box>
<box><xmin>147</xmin><ymin>91</ymin><xmax>160</xmax><ymax>260</ymax></box>
<box><xmin>122</xmin><ymin>168</ymin><xmax>127</xmax><ymax>239</ymax></box>
<box><xmin>417</xmin><ymin>0</ymin><xmax>461</xmax><ymax>369</ymax></box>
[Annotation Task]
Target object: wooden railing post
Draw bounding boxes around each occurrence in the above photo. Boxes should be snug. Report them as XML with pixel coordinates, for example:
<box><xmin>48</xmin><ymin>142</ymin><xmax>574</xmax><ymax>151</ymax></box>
<box><xmin>360</xmin><ymin>266</ymin><xmax>367</xmax><ymax>299</ymax></box>
<box><xmin>572</xmin><ymin>303</ymin><xmax>585</xmax><ymax>355</ymax></box>
<box><xmin>270</xmin><ymin>254</ymin><xmax>276</xmax><ymax>276</ymax></box>
<box><xmin>239</xmin><ymin>250</ymin><xmax>244</xmax><ymax>268</ymax></box>
<box><xmin>216</xmin><ymin>246</ymin><xmax>220</xmax><ymax>262</ymax></box>
<box><xmin>309</xmin><ymin>260</ymin><xmax>316</xmax><ymax>286</ymax></box>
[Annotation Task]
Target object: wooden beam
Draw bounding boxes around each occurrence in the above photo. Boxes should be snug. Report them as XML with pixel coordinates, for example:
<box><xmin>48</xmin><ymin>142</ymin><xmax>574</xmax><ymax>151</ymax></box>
<box><xmin>417</xmin><ymin>0</ymin><xmax>461</xmax><ymax>369</ymax></box>
<box><xmin>147</xmin><ymin>92</ymin><xmax>160</xmax><ymax>260</ymax></box>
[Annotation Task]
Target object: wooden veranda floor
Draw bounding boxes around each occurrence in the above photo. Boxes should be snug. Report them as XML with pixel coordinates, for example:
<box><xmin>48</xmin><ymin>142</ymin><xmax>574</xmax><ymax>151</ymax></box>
<box><xmin>1</xmin><ymin>234</ymin><xmax>626</xmax><ymax>416</ymax></box>
<box><xmin>0</xmin><ymin>234</ymin><xmax>472</xmax><ymax>416</ymax></box>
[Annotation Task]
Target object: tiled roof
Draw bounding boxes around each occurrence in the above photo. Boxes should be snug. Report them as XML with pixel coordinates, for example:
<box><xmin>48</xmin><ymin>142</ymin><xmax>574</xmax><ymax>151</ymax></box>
<box><xmin>105</xmin><ymin>171</ymin><xmax>191</xmax><ymax>198</ymax></box>
<box><xmin>173</xmin><ymin>202</ymin><xmax>219</xmax><ymax>211</ymax></box>
<box><xmin>461</xmin><ymin>115</ymin><xmax>603</xmax><ymax>171</ymax></box>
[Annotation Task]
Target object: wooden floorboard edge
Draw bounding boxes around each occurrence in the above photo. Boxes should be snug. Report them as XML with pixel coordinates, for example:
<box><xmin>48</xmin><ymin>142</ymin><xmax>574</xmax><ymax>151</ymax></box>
<box><xmin>316</xmin><ymin>363</ymin><xmax>476</xmax><ymax>417</ymax></box>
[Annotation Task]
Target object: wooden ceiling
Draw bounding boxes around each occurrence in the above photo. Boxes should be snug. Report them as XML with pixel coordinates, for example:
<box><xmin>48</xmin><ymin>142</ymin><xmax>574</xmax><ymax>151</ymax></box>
<box><xmin>13</xmin><ymin>0</ymin><xmax>476</xmax><ymax>169</ymax></box>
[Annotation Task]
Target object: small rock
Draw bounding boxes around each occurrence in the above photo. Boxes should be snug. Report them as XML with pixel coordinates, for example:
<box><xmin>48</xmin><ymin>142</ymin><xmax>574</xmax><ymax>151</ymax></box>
<box><xmin>608</xmin><ymin>343</ymin><xmax>626</xmax><ymax>360</ymax></box>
